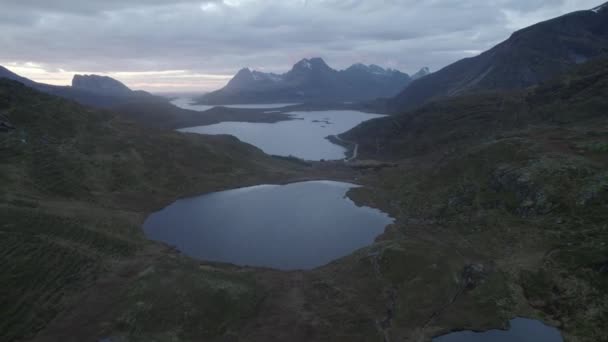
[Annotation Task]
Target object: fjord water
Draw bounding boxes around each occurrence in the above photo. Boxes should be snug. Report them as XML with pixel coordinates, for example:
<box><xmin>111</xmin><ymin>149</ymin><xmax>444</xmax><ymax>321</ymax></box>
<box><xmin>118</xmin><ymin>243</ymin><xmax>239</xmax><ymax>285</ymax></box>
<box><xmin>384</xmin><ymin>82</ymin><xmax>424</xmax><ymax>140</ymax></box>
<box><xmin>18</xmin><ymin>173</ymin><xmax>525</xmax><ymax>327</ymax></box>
<box><xmin>179</xmin><ymin>110</ymin><xmax>385</xmax><ymax>160</ymax></box>
<box><xmin>143</xmin><ymin>181</ymin><xmax>393</xmax><ymax>270</ymax></box>
<box><xmin>433</xmin><ymin>318</ymin><xmax>563</xmax><ymax>342</ymax></box>
<box><xmin>170</xmin><ymin>97</ymin><xmax>216</xmax><ymax>111</ymax></box>
<box><xmin>171</xmin><ymin>97</ymin><xmax>298</xmax><ymax>111</ymax></box>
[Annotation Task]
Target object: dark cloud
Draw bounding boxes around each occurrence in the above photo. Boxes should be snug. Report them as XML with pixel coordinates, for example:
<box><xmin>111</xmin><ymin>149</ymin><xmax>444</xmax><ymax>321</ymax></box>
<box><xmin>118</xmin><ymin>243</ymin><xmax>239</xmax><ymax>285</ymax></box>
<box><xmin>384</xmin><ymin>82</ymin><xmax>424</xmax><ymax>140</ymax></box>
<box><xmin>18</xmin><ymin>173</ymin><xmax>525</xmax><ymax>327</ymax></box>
<box><xmin>0</xmin><ymin>0</ymin><xmax>211</xmax><ymax>14</ymax></box>
<box><xmin>0</xmin><ymin>0</ymin><xmax>601</xmax><ymax>91</ymax></box>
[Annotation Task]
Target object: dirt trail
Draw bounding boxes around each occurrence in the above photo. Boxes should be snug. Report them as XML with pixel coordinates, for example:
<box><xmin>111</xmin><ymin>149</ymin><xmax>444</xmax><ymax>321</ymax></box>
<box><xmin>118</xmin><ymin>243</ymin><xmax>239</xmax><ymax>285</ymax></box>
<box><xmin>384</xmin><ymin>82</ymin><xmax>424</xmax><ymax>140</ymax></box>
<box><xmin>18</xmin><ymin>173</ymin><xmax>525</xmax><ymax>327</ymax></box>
<box><xmin>330</xmin><ymin>134</ymin><xmax>359</xmax><ymax>161</ymax></box>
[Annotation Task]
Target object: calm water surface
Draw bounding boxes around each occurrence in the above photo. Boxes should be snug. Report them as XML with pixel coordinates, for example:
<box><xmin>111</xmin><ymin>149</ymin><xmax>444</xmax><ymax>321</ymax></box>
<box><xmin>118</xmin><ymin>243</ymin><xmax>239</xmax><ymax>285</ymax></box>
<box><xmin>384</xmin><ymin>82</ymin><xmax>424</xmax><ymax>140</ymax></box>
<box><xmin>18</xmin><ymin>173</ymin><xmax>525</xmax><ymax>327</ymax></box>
<box><xmin>179</xmin><ymin>110</ymin><xmax>385</xmax><ymax>160</ymax></box>
<box><xmin>143</xmin><ymin>181</ymin><xmax>394</xmax><ymax>270</ymax></box>
<box><xmin>171</xmin><ymin>97</ymin><xmax>299</xmax><ymax>111</ymax></box>
<box><xmin>433</xmin><ymin>318</ymin><xmax>563</xmax><ymax>342</ymax></box>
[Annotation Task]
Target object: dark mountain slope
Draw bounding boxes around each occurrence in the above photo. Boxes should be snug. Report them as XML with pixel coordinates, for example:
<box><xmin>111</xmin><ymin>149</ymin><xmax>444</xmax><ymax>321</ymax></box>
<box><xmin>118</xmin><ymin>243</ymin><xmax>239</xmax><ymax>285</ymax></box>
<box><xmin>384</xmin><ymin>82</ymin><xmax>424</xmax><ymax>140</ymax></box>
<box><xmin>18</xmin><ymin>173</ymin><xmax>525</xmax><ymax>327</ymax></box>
<box><xmin>0</xmin><ymin>65</ymin><xmax>39</xmax><ymax>87</ymax></box>
<box><xmin>197</xmin><ymin>58</ymin><xmax>416</xmax><ymax>104</ymax></box>
<box><xmin>390</xmin><ymin>4</ymin><xmax>608</xmax><ymax>111</ymax></box>
<box><xmin>346</xmin><ymin>56</ymin><xmax>608</xmax><ymax>159</ymax></box>
<box><xmin>340</xmin><ymin>57</ymin><xmax>608</xmax><ymax>341</ymax></box>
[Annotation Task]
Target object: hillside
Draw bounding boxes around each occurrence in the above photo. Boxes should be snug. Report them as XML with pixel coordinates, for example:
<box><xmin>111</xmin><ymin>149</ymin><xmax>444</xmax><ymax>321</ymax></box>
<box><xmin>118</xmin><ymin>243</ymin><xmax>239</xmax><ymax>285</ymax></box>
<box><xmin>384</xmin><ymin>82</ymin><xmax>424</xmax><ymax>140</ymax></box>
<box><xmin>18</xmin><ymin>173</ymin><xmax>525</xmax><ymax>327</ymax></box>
<box><xmin>0</xmin><ymin>79</ymin><xmax>306</xmax><ymax>342</ymax></box>
<box><xmin>338</xmin><ymin>57</ymin><xmax>608</xmax><ymax>341</ymax></box>
<box><xmin>389</xmin><ymin>4</ymin><xmax>608</xmax><ymax>111</ymax></box>
<box><xmin>197</xmin><ymin>58</ymin><xmax>423</xmax><ymax>104</ymax></box>
<box><xmin>345</xmin><ymin>57</ymin><xmax>608</xmax><ymax>159</ymax></box>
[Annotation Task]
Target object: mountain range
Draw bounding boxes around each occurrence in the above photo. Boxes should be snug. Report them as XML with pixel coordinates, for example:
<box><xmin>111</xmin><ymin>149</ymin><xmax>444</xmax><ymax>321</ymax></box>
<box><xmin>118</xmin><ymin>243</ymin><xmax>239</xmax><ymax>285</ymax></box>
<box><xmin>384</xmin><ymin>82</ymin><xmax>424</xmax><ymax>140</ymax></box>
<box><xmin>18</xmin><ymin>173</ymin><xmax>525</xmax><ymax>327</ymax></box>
<box><xmin>196</xmin><ymin>58</ymin><xmax>429</xmax><ymax>104</ymax></box>
<box><xmin>389</xmin><ymin>3</ymin><xmax>608</xmax><ymax>111</ymax></box>
<box><xmin>0</xmin><ymin>66</ymin><xmax>156</xmax><ymax>108</ymax></box>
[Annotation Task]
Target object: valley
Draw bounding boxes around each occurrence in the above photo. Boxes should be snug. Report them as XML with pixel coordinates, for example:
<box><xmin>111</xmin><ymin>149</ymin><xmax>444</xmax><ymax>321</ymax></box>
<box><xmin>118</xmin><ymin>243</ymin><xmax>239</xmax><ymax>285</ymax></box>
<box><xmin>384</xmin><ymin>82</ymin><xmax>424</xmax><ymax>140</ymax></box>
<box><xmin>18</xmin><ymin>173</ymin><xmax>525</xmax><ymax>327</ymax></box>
<box><xmin>2</xmin><ymin>3</ymin><xmax>608</xmax><ymax>342</ymax></box>
<box><xmin>4</xmin><ymin>55</ymin><xmax>607</xmax><ymax>341</ymax></box>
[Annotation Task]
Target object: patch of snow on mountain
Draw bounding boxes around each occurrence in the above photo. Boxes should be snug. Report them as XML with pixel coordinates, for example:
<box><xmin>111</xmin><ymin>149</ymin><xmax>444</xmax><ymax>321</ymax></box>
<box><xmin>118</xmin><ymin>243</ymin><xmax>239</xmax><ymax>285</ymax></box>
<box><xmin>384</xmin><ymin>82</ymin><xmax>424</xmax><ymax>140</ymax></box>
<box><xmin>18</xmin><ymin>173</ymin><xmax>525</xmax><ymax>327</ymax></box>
<box><xmin>592</xmin><ymin>2</ymin><xmax>607</xmax><ymax>13</ymax></box>
<box><xmin>301</xmin><ymin>60</ymin><xmax>312</xmax><ymax>69</ymax></box>
<box><xmin>267</xmin><ymin>73</ymin><xmax>283</xmax><ymax>82</ymax></box>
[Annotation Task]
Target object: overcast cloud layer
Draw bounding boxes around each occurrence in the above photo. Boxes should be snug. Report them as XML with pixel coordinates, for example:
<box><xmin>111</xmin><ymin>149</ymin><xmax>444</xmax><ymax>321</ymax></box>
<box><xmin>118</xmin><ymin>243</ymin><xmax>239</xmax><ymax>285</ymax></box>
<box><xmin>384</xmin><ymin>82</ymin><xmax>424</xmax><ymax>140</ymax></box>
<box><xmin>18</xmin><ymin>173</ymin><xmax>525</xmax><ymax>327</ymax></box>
<box><xmin>0</xmin><ymin>0</ymin><xmax>602</xmax><ymax>92</ymax></box>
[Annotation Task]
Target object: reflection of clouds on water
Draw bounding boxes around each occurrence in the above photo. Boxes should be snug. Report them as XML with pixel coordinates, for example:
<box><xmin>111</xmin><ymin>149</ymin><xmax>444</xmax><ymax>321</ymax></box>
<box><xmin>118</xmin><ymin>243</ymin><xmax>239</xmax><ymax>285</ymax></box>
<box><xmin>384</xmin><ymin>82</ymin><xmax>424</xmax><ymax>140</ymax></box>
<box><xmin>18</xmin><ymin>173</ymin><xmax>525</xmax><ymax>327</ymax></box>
<box><xmin>305</xmin><ymin>180</ymin><xmax>357</xmax><ymax>187</ymax></box>
<box><xmin>221</xmin><ymin>103</ymin><xmax>300</xmax><ymax>109</ymax></box>
<box><xmin>171</xmin><ymin>97</ymin><xmax>301</xmax><ymax>112</ymax></box>
<box><xmin>223</xmin><ymin>184</ymin><xmax>279</xmax><ymax>195</ymax></box>
<box><xmin>170</xmin><ymin>97</ymin><xmax>215</xmax><ymax>112</ymax></box>
<box><xmin>144</xmin><ymin>181</ymin><xmax>393</xmax><ymax>270</ymax></box>
<box><xmin>180</xmin><ymin>110</ymin><xmax>385</xmax><ymax>160</ymax></box>
<box><xmin>433</xmin><ymin>318</ymin><xmax>563</xmax><ymax>342</ymax></box>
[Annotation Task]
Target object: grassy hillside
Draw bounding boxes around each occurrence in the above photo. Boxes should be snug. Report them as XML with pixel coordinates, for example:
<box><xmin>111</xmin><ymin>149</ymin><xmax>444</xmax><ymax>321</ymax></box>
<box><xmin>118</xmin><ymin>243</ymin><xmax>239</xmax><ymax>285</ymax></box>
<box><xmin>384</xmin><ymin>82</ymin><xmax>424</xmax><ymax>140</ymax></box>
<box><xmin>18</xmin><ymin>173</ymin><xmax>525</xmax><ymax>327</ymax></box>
<box><xmin>337</xmin><ymin>57</ymin><xmax>608</xmax><ymax>341</ymax></box>
<box><xmin>0</xmin><ymin>79</ymin><xmax>303</xmax><ymax>341</ymax></box>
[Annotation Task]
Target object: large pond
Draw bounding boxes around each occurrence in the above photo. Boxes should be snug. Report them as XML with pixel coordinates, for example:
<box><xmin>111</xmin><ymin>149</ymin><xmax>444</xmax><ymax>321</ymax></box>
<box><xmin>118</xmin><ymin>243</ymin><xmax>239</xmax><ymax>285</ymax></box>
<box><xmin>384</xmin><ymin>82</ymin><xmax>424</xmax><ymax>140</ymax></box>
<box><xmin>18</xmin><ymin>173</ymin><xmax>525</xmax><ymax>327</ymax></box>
<box><xmin>179</xmin><ymin>110</ymin><xmax>385</xmax><ymax>160</ymax></box>
<box><xmin>143</xmin><ymin>181</ymin><xmax>393</xmax><ymax>270</ymax></box>
<box><xmin>171</xmin><ymin>97</ymin><xmax>299</xmax><ymax>111</ymax></box>
<box><xmin>433</xmin><ymin>318</ymin><xmax>563</xmax><ymax>342</ymax></box>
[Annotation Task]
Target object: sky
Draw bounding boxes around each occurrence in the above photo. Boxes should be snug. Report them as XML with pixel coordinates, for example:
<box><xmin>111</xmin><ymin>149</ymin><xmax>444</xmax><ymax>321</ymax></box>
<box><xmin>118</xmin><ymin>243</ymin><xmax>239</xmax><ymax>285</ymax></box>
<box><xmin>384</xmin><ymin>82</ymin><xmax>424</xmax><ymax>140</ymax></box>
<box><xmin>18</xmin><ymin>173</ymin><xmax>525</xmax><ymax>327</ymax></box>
<box><xmin>0</xmin><ymin>0</ymin><xmax>603</xmax><ymax>93</ymax></box>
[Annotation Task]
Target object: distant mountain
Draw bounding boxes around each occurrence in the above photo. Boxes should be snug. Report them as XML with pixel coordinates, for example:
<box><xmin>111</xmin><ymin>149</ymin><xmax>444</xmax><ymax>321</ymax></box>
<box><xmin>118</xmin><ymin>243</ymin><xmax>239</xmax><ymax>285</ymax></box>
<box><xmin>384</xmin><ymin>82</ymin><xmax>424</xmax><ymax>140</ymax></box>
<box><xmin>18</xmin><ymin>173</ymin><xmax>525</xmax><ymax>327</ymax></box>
<box><xmin>72</xmin><ymin>74</ymin><xmax>133</xmax><ymax>96</ymax></box>
<box><xmin>196</xmin><ymin>58</ymin><xmax>422</xmax><ymax>104</ymax></box>
<box><xmin>0</xmin><ymin>66</ymin><xmax>159</xmax><ymax>108</ymax></box>
<box><xmin>390</xmin><ymin>3</ymin><xmax>608</xmax><ymax>111</ymax></box>
<box><xmin>411</xmin><ymin>67</ymin><xmax>431</xmax><ymax>80</ymax></box>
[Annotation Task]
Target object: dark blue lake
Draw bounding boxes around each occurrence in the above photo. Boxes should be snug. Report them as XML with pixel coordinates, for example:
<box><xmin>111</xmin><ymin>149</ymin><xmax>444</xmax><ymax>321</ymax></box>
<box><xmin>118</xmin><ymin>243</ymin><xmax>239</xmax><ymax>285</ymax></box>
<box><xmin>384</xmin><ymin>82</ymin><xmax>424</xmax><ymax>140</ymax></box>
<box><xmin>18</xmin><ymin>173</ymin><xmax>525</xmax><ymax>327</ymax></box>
<box><xmin>433</xmin><ymin>318</ymin><xmax>563</xmax><ymax>342</ymax></box>
<box><xmin>143</xmin><ymin>181</ymin><xmax>394</xmax><ymax>270</ymax></box>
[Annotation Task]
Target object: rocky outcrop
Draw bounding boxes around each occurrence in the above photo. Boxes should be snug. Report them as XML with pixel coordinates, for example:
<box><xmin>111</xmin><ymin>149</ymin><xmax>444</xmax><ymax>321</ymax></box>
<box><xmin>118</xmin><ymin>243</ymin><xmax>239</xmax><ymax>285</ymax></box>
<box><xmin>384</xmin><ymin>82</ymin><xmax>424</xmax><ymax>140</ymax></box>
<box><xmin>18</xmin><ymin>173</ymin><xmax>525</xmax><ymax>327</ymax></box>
<box><xmin>0</xmin><ymin>113</ymin><xmax>15</xmax><ymax>131</ymax></box>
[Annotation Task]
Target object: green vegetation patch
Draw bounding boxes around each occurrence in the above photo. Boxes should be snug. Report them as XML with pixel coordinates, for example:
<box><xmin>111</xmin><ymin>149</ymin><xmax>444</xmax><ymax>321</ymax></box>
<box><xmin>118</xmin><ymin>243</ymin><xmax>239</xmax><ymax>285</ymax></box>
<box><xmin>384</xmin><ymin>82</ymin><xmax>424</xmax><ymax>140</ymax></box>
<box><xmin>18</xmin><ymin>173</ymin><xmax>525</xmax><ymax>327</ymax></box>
<box><xmin>111</xmin><ymin>259</ymin><xmax>262</xmax><ymax>341</ymax></box>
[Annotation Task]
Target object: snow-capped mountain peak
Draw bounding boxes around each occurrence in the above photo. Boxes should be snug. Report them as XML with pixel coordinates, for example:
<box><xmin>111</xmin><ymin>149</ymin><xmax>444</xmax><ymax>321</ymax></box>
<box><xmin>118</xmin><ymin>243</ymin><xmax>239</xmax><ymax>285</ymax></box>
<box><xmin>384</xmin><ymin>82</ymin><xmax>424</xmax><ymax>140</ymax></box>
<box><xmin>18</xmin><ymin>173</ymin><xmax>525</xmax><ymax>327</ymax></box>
<box><xmin>591</xmin><ymin>1</ymin><xmax>608</xmax><ymax>13</ymax></box>
<box><xmin>301</xmin><ymin>60</ymin><xmax>312</xmax><ymax>69</ymax></box>
<box><xmin>411</xmin><ymin>67</ymin><xmax>431</xmax><ymax>80</ymax></box>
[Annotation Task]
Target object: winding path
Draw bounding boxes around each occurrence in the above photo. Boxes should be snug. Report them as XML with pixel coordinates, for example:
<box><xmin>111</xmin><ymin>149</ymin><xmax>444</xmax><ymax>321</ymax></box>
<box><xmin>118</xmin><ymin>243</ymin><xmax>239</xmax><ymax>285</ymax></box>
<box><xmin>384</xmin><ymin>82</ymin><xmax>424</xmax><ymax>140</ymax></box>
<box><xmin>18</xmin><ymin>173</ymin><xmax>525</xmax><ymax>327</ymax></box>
<box><xmin>330</xmin><ymin>134</ymin><xmax>359</xmax><ymax>162</ymax></box>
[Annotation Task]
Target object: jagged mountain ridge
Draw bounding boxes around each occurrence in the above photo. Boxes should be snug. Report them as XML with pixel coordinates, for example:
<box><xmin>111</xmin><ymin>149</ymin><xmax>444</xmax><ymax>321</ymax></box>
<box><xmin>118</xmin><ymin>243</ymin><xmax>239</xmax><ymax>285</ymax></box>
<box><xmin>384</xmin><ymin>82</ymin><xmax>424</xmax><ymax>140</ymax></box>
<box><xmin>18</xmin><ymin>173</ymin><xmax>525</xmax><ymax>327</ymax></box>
<box><xmin>389</xmin><ymin>3</ymin><xmax>608</xmax><ymax>111</ymax></box>
<box><xmin>197</xmin><ymin>58</ymin><xmax>428</xmax><ymax>104</ymax></box>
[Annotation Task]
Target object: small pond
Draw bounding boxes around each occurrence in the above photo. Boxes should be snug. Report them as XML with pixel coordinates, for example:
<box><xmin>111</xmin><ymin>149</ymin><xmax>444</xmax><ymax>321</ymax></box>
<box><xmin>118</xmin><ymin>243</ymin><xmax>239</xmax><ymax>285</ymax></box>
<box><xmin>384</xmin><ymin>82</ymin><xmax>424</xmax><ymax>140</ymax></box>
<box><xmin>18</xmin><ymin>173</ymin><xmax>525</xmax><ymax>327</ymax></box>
<box><xmin>143</xmin><ymin>181</ymin><xmax>393</xmax><ymax>270</ymax></box>
<box><xmin>433</xmin><ymin>318</ymin><xmax>563</xmax><ymax>342</ymax></box>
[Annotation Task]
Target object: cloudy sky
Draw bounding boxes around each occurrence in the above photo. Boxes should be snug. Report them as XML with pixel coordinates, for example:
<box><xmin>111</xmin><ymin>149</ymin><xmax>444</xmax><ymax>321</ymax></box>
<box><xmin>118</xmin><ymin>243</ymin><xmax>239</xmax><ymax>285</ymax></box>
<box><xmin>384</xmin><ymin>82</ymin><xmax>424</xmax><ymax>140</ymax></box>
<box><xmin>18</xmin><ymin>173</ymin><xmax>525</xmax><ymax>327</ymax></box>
<box><xmin>0</xmin><ymin>0</ymin><xmax>602</xmax><ymax>92</ymax></box>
